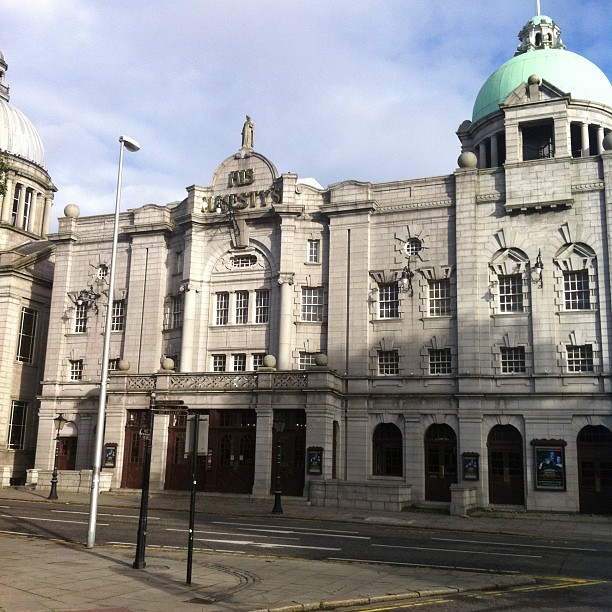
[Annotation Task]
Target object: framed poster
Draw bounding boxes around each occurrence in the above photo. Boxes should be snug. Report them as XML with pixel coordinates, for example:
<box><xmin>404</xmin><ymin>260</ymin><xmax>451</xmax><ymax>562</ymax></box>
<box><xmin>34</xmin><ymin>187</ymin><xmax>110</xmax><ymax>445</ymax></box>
<box><xmin>462</xmin><ymin>453</ymin><xmax>479</xmax><ymax>481</ymax></box>
<box><xmin>307</xmin><ymin>447</ymin><xmax>323</xmax><ymax>475</ymax></box>
<box><xmin>103</xmin><ymin>443</ymin><xmax>117</xmax><ymax>468</ymax></box>
<box><xmin>532</xmin><ymin>440</ymin><xmax>566</xmax><ymax>491</ymax></box>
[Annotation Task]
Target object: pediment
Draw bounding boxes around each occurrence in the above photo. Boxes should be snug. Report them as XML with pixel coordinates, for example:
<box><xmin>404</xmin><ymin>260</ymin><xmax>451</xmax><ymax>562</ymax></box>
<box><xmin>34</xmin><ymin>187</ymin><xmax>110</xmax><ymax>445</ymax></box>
<box><xmin>500</xmin><ymin>77</ymin><xmax>570</xmax><ymax>110</ymax></box>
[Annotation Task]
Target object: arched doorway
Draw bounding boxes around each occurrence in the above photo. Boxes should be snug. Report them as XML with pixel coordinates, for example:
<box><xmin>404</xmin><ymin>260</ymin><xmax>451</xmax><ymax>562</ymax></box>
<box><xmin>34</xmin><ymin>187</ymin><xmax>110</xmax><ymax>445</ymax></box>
<box><xmin>372</xmin><ymin>423</ymin><xmax>403</xmax><ymax>476</ymax></box>
<box><xmin>487</xmin><ymin>425</ymin><xmax>524</xmax><ymax>505</ymax></box>
<box><xmin>424</xmin><ymin>424</ymin><xmax>457</xmax><ymax>502</ymax></box>
<box><xmin>577</xmin><ymin>425</ymin><xmax>612</xmax><ymax>515</ymax></box>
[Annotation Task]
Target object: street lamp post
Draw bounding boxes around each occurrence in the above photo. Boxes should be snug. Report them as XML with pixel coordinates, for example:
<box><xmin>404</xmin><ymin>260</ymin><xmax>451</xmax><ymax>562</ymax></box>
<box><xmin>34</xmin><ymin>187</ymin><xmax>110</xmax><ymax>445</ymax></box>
<box><xmin>87</xmin><ymin>135</ymin><xmax>140</xmax><ymax>549</ymax></box>
<box><xmin>48</xmin><ymin>414</ymin><xmax>68</xmax><ymax>500</ymax></box>
<box><xmin>271</xmin><ymin>414</ymin><xmax>286</xmax><ymax>514</ymax></box>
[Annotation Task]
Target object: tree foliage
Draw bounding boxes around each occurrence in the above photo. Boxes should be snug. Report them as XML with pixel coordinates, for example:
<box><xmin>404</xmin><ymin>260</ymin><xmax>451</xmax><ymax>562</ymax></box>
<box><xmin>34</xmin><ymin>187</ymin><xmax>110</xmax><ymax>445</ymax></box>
<box><xmin>0</xmin><ymin>150</ymin><xmax>9</xmax><ymax>197</ymax></box>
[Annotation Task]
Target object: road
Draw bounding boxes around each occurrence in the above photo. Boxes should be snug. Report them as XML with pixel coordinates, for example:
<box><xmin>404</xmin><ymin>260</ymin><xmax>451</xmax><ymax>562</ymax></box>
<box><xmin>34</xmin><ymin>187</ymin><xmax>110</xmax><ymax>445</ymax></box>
<box><xmin>0</xmin><ymin>497</ymin><xmax>610</xmax><ymax>584</ymax></box>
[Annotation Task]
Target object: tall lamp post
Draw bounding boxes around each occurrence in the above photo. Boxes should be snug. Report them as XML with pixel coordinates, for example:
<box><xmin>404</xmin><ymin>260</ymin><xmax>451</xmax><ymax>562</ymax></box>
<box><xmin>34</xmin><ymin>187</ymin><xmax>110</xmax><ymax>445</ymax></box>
<box><xmin>271</xmin><ymin>414</ymin><xmax>286</xmax><ymax>514</ymax></box>
<box><xmin>48</xmin><ymin>414</ymin><xmax>68</xmax><ymax>500</ymax></box>
<box><xmin>87</xmin><ymin>135</ymin><xmax>140</xmax><ymax>549</ymax></box>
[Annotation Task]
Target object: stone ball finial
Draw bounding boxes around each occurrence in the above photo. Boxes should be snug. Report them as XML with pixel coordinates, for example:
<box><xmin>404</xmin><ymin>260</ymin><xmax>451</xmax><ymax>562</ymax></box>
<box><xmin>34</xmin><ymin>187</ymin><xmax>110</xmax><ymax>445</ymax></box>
<box><xmin>528</xmin><ymin>74</ymin><xmax>541</xmax><ymax>85</ymax></box>
<box><xmin>457</xmin><ymin>151</ymin><xmax>478</xmax><ymax>169</ymax></box>
<box><xmin>160</xmin><ymin>356</ymin><xmax>175</xmax><ymax>371</ymax></box>
<box><xmin>64</xmin><ymin>203</ymin><xmax>80</xmax><ymax>219</ymax></box>
<box><xmin>603</xmin><ymin>132</ymin><xmax>612</xmax><ymax>151</ymax></box>
<box><xmin>263</xmin><ymin>354</ymin><xmax>276</xmax><ymax>368</ymax></box>
<box><xmin>314</xmin><ymin>353</ymin><xmax>328</xmax><ymax>367</ymax></box>
<box><xmin>118</xmin><ymin>359</ymin><xmax>130</xmax><ymax>372</ymax></box>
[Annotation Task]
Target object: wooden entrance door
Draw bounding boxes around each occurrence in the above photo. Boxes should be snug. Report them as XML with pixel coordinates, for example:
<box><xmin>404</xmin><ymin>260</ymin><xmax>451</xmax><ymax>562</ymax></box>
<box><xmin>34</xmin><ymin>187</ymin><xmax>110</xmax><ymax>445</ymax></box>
<box><xmin>424</xmin><ymin>424</ymin><xmax>457</xmax><ymax>502</ymax></box>
<box><xmin>271</xmin><ymin>410</ymin><xmax>306</xmax><ymax>497</ymax></box>
<box><xmin>58</xmin><ymin>437</ymin><xmax>77</xmax><ymax>470</ymax></box>
<box><xmin>577</xmin><ymin>425</ymin><xmax>612</xmax><ymax>515</ymax></box>
<box><xmin>487</xmin><ymin>425</ymin><xmax>525</xmax><ymax>505</ymax></box>
<box><xmin>204</xmin><ymin>409</ymin><xmax>256</xmax><ymax>494</ymax></box>
<box><xmin>164</xmin><ymin>414</ymin><xmax>206</xmax><ymax>490</ymax></box>
<box><xmin>121</xmin><ymin>410</ymin><xmax>149</xmax><ymax>489</ymax></box>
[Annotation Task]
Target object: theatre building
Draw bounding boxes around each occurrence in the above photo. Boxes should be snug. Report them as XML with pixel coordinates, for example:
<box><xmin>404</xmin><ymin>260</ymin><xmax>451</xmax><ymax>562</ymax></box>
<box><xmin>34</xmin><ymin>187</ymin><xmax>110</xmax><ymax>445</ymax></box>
<box><xmin>31</xmin><ymin>13</ymin><xmax>612</xmax><ymax>514</ymax></box>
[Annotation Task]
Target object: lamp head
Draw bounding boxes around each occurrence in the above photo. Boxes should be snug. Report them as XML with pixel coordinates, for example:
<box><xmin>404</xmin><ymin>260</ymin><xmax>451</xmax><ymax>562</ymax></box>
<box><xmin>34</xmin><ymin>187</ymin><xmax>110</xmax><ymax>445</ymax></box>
<box><xmin>119</xmin><ymin>135</ymin><xmax>140</xmax><ymax>153</ymax></box>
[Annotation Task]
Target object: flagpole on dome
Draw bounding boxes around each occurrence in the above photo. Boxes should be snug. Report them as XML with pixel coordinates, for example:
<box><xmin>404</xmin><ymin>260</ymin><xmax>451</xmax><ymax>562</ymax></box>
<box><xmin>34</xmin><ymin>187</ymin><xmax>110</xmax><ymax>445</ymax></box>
<box><xmin>536</xmin><ymin>0</ymin><xmax>541</xmax><ymax>16</ymax></box>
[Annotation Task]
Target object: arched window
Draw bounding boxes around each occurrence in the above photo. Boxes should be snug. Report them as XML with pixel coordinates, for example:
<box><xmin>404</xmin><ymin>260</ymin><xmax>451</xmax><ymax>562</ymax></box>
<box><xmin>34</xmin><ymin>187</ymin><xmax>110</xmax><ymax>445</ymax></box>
<box><xmin>373</xmin><ymin>423</ymin><xmax>403</xmax><ymax>476</ymax></box>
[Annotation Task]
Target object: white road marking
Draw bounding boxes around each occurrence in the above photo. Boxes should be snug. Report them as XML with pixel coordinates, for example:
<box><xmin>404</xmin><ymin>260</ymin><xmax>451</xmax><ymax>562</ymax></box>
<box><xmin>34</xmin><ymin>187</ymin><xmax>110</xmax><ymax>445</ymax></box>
<box><xmin>212</xmin><ymin>521</ymin><xmax>359</xmax><ymax>534</ymax></box>
<box><xmin>431</xmin><ymin>537</ymin><xmax>597</xmax><ymax>552</ymax></box>
<box><xmin>237</xmin><ymin>527</ymin><xmax>370</xmax><ymax>540</ymax></box>
<box><xmin>196</xmin><ymin>537</ymin><xmax>341</xmax><ymax>551</ymax></box>
<box><xmin>373</xmin><ymin>543</ymin><xmax>541</xmax><ymax>558</ymax></box>
<box><xmin>51</xmin><ymin>509</ymin><xmax>159</xmax><ymax>520</ymax></box>
<box><xmin>165</xmin><ymin>528</ymin><xmax>300</xmax><ymax>541</ymax></box>
<box><xmin>328</xmin><ymin>557</ymin><xmax>520</xmax><ymax>574</ymax></box>
<box><xmin>3</xmin><ymin>515</ymin><xmax>109</xmax><ymax>526</ymax></box>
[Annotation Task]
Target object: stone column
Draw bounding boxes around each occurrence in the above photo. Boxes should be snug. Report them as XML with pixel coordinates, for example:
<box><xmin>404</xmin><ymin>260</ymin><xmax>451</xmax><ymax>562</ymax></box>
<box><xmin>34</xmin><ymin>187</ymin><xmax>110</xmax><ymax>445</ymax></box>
<box><xmin>277</xmin><ymin>273</ymin><xmax>294</xmax><ymax>370</ymax></box>
<box><xmin>1</xmin><ymin>176</ymin><xmax>12</xmax><ymax>223</ymax></box>
<box><xmin>27</xmin><ymin>191</ymin><xmax>37</xmax><ymax>234</ymax></box>
<box><xmin>41</xmin><ymin>197</ymin><xmax>52</xmax><ymax>237</ymax></box>
<box><xmin>179</xmin><ymin>282</ymin><xmax>197</xmax><ymax>372</ymax></box>
<box><xmin>581</xmin><ymin>122</ymin><xmax>590</xmax><ymax>157</ymax></box>
<box><xmin>490</xmin><ymin>134</ymin><xmax>498</xmax><ymax>168</ymax></box>
<box><xmin>252</xmin><ymin>406</ymin><xmax>273</xmax><ymax>495</ymax></box>
<box><xmin>597</xmin><ymin>125</ymin><xmax>605</xmax><ymax>155</ymax></box>
<box><xmin>478</xmin><ymin>142</ymin><xmax>487</xmax><ymax>169</ymax></box>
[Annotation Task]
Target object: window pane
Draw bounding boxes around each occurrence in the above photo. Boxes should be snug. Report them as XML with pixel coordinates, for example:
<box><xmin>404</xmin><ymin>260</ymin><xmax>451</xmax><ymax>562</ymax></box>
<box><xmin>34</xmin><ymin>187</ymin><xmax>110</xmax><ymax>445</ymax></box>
<box><xmin>307</xmin><ymin>240</ymin><xmax>320</xmax><ymax>263</ymax></box>
<box><xmin>378</xmin><ymin>283</ymin><xmax>399</xmax><ymax>318</ymax></box>
<box><xmin>69</xmin><ymin>359</ymin><xmax>83</xmax><ymax>380</ymax></box>
<box><xmin>16</xmin><ymin>307</ymin><xmax>37</xmax><ymax>363</ymax></box>
<box><xmin>255</xmin><ymin>289</ymin><xmax>269</xmax><ymax>323</ymax></box>
<box><xmin>216</xmin><ymin>293</ymin><xmax>229</xmax><ymax>325</ymax></box>
<box><xmin>500</xmin><ymin>346</ymin><xmax>526</xmax><ymax>373</ymax></box>
<box><xmin>567</xmin><ymin>345</ymin><xmax>594</xmax><ymax>372</ymax></box>
<box><xmin>429</xmin><ymin>348</ymin><xmax>452</xmax><ymax>374</ymax></box>
<box><xmin>74</xmin><ymin>303</ymin><xmax>88</xmax><ymax>333</ymax></box>
<box><xmin>378</xmin><ymin>350</ymin><xmax>399</xmax><ymax>375</ymax></box>
<box><xmin>429</xmin><ymin>280</ymin><xmax>451</xmax><ymax>316</ymax></box>
<box><xmin>499</xmin><ymin>274</ymin><xmax>523</xmax><ymax>313</ymax></box>
<box><xmin>301</xmin><ymin>288</ymin><xmax>324</xmax><ymax>322</ymax></box>
<box><xmin>7</xmin><ymin>401</ymin><xmax>27</xmax><ymax>450</ymax></box>
<box><xmin>233</xmin><ymin>353</ymin><xmax>246</xmax><ymax>371</ymax></box>
<box><xmin>212</xmin><ymin>354</ymin><xmax>226</xmax><ymax>372</ymax></box>
<box><xmin>564</xmin><ymin>270</ymin><xmax>590</xmax><ymax>310</ymax></box>
<box><xmin>111</xmin><ymin>300</ymin><xmax>126</xmax><ymax>331</ymax></box>
<box><xmin>299</xmin><ymin>352</ymin><xmax>317</xmax><ymax>369</ymax></box>
<box><xmin>235</xmin><ymin>291</ymin><xmax>249</xmax><ymax>324</ymax></box>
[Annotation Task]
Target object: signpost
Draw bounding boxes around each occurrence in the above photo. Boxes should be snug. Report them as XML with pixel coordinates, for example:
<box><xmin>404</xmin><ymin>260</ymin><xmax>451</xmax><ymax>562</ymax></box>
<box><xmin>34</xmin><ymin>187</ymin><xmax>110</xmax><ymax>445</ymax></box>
<box><xmin>133</xmin><ymin>395</ymin><xmax>185</xmax><ymax>570</ymax></box>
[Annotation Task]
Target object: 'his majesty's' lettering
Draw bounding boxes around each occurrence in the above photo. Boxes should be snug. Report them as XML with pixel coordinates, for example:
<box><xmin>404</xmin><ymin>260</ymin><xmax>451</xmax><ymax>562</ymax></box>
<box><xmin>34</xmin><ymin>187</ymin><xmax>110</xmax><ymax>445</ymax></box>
<box><xmin>228</xmin><ymin>169</ymin><xmax>254</xmax><ymax>188</ymax></box>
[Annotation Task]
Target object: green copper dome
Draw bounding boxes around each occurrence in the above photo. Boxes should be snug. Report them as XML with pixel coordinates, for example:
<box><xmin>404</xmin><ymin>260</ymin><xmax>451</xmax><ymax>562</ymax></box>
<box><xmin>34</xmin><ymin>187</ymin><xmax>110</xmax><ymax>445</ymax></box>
<box><xmin>472</xmin><ymin>18</ymin><xmax>612</xmax><ymax>123</ymax></box>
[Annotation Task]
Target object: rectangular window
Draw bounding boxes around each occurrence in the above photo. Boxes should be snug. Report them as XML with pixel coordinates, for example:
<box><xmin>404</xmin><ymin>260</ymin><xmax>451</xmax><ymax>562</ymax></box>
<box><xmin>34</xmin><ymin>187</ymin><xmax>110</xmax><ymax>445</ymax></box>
<box><xmin>22</xmin><ymin>188</ymin><xmax>32</xmax><ymax>231</ymax></box>
<box><xmin>299</xmin><ymin>351</ymin><xmax>317</xmax><ymax>370</ymax></box>
<box><xmin>175</xmin><ymin>251</ymin><xmax>184</xmax><ymax>274</ymax></box>
<box><xmin>378</xmin><ymin>350</ymin><xmax>399</xmax><ymax>376</ymax></box>
<box><xmin>378</xmin><ymin>283</ymin><xmax>399</xmax><ymax>319</ymax></box>
<box><xmin>564</xmin><ymin>270</ymin><xmax>590</xmax><ymax>310</ymax></box>
<box><xmin>255</xmin><ymin>289</ymin><xmax>269</xmax><ymax>323</ymax></box>
<box><xmin>522</xmin><ymin>120</ymin><xmax>554</xmax><ymax>160</ymax></box>
<box><xmin>111</xmin><ymin>300</ymin><xmax>126</xmax><ymax>332</ymax></box>
<box><xmin>11</xmin><ymin>183</ymin><xmax>20</xmax><ymax>226</ymax></box>
<box><xmin>216</xmin><ymin>292</ymin><xmax>229</xmax><ymax>325</ymax></box>
<box><xmin>69</xmin><ymin>359</ymin><xmax>83</xmax><ymax>381</ymax></box>
<box><xmin>232</xmin><ymin>353</ymin><xmax>247</xmax><ymax>371</ymax></box>
<box><xmin>428</xmin><ymin>279</ymin><xmax>451</xmax><ymax>316</ymax></box>
<box><xmin>429</xmin><ymin>348</ymin><xmax>452</xmax><ymax>374</ymax></box>
<box><xmin>235</xmin><ymin>291</ymin><xmax>249</xmax><ymax>324</ymax></box>
<box><xmin>499</xmin><ymin>274</ymin><xmax>523</xmax><ymax>313</ymax></box>
<box><xmin>212</xmin><ymin>354</ymin><xmax>227</xmax><ymax>372</ymax></box>
<box><xmin>7</xmin><ymin>401</ymin><xmax>28</xmax><ymax>450</ymax></box>
<box><xmin>500</xmin><ymin>346</ymin><xmax>526</xmax><ymax>373</ymax></box>
<box><xmin>16</xmin><ymin>307</ymin><xmax>37</xmax><ymax>364</ymax></box>
<box><xmin>566</xmin><ymin>345</ymin><xmax>594</xmax><ymax>373</ymax></box>
<box><xmin>252</xmin><ymin>353</ymin><xmax>266</xmax><ymax>370</ymax></box>
<box><xmin>301</xmin><ymin>287</ymin><xmax>324</xmax><ymax>322</ymax></box>
<box><xmin>74</xmin><ymin>303</ymin><xmax>88</xmax><ymax>333</ymax></box>
<box><xmin>171</xmin><ymin>295</ymin><xmax>183</xmax><ymax>328</ymax></box>
<box><xmin>108</xmin><ymin>358</ymin><xmax>120</xmax><ymax>371</ymax></box>
<box><xmin>307</xmin><ymin>239</ymin><xmax>320</xmax><ymax>263</ymax></box>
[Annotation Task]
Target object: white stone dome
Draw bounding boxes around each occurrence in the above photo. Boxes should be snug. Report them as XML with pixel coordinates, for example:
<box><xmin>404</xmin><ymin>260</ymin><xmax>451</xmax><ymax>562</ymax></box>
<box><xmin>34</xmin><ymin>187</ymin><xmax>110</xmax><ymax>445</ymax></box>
<box><xmin>0</xmin><ymin>98</ymin><xmax>46</xmax><ymax>169</ymax></box>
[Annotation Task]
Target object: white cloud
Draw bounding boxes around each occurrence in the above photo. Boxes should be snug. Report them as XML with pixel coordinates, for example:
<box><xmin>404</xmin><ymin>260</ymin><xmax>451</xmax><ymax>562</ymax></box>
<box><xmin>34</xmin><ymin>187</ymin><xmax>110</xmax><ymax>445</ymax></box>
<box><xmin>1</xmin><ymin>0</ymin><xmax>609</xmax><ymax>229</ymax></box>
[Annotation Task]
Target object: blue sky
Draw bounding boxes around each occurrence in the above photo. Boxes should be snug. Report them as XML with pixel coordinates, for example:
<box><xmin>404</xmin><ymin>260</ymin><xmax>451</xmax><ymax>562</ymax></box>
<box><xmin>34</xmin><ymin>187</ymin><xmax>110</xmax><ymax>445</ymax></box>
<box><xmin>3</xmin><ymin>1</ymin><xmax>611</xmax><ymax>229</ymax></box>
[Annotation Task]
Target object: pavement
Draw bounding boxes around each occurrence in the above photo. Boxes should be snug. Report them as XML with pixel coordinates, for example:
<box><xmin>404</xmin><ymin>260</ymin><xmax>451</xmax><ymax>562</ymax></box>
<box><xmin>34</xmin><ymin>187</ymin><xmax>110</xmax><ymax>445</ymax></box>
<box><xmin>0</xmin><ymin>487</ymin><xmax>611</xmax><ymax>612</ymax></box>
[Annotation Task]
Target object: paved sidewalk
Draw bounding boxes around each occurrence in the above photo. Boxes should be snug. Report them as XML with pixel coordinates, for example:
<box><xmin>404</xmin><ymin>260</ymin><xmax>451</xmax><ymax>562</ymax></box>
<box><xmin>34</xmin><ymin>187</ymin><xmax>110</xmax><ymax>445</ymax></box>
<box><xmin>1</xmin><ymin>487</ymin><xmax>610</xmax><ymax>611</ymax></box>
